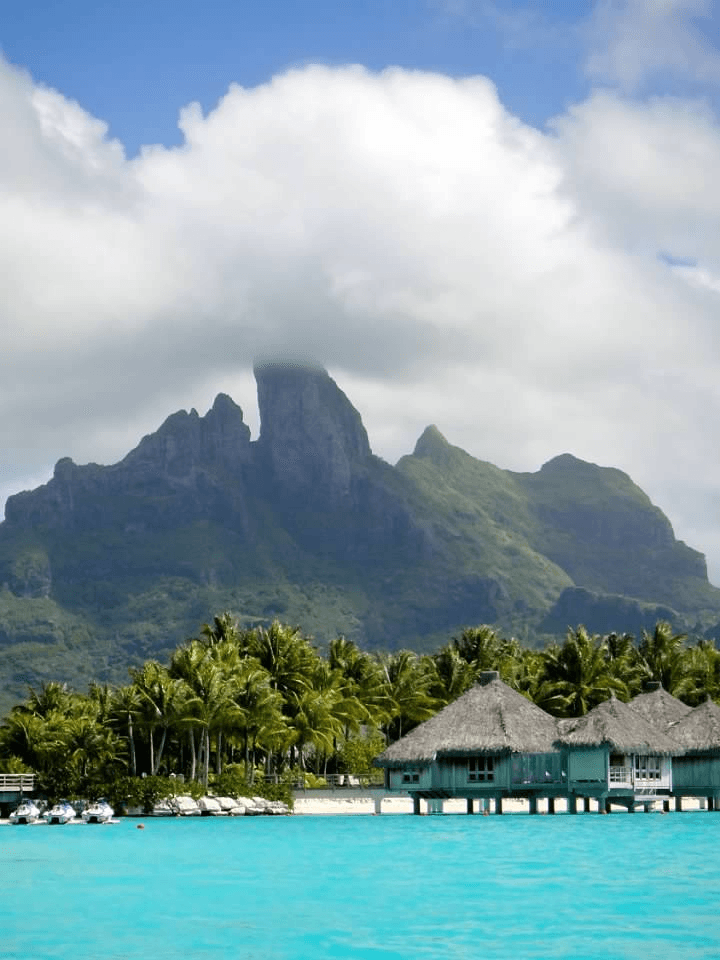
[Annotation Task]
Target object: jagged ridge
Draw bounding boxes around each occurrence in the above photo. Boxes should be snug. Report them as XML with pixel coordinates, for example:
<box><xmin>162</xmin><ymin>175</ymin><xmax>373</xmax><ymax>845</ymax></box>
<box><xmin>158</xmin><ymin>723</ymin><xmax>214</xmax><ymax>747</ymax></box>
<box><xmin>0</xmin><ymin>362</ymin><xmax>718</xmax><ymax>713</ymax></box>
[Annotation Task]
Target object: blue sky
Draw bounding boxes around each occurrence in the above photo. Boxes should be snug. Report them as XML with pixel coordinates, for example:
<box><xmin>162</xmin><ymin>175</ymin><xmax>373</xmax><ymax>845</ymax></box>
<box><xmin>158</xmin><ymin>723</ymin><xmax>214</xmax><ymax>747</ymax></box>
<box><xmin>4</xmin><ymin>1</ymin><xmax>602</xmax><ymax>155</ymax></box>
<box><xmin>4</xmin><ymin>0</ymin><xmax>720</xmax><ymax>582</ymax></box>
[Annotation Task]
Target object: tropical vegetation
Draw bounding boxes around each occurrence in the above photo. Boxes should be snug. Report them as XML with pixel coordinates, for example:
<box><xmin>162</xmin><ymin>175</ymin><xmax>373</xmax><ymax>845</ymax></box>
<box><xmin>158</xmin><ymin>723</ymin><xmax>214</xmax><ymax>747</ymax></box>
<box><xmin>2</xmin><ymin>615</ymin><xmax>720</xmax><ymax>808</ymax></box>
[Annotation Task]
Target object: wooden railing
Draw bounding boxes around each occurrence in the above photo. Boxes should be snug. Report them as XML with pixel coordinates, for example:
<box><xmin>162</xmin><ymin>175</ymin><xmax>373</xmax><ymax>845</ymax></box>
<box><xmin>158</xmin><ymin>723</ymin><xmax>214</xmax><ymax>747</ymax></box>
<box><xmin>0</xmin><ymin>774</ymin><xmax>36</xmax><ymax>791</ymax></box>
<box><xmin>608</xmin><ymin>765</ymin><xmax>632</xmax><ymax>784</ymax></box>
<box><xmin>264</xmin><ymin>772</ymin><xmax>385</xmax><ymax>790</ymax></box>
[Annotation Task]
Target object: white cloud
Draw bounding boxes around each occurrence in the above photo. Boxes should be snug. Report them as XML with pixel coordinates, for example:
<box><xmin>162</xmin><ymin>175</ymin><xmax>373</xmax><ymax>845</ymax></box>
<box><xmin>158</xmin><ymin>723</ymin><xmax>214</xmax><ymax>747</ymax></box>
<box><xmin>3</xmin><ymin>54</ymin><xmax>720</xmax><ymax>582</ymax></box>
<box><xmin>586</xmin><ymin>0</ymin><xmax>720</xmax><ymax>92</ymax></box>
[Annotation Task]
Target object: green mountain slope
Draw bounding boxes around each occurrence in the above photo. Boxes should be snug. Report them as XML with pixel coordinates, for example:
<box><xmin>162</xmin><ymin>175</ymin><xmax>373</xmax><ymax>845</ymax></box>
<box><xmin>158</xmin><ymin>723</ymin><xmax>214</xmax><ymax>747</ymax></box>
<box><xmin>1</xmin><ymin>363</ymin><xmax>717</xmax><ymax>713</ymax></box>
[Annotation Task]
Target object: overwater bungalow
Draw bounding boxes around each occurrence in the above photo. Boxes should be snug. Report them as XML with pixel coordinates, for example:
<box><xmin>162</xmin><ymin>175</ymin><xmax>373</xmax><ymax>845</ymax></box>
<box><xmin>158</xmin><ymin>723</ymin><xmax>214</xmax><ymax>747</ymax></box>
<box><xmin>667</xmin><ymin>698</ymin><xmax>720</xmax><ymax>809</ymax></box>
<box><xmin>557</xmin><ymin>694</ymin><xmax>679</xmax><ymax>812</ymax></box>
<box><xmin>374</xmin><ymin>670</ymin><xmax>564</xmax><ymax>814</ymax></box>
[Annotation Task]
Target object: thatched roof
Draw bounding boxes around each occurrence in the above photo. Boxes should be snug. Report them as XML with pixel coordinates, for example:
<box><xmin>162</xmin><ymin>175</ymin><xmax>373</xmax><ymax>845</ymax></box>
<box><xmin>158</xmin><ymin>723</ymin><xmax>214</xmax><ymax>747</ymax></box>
<box><xmin>556</xmin><ymin>695</ymin><xmax>679</xmax><ymax>754</ymax></box>
<box><xmin>375</xmin><ymin>673</ymin><xmax>560</xmax><ymax>767</ymax></box>
<box><xmin>629</xmin><ymin>685</ymin><xmax>692</xmax><ymax>729</ymax></box>
<box><xmin>668</xmin><ymin>699</ymin><xmax>720</xmax><ymax>754</ymax></box>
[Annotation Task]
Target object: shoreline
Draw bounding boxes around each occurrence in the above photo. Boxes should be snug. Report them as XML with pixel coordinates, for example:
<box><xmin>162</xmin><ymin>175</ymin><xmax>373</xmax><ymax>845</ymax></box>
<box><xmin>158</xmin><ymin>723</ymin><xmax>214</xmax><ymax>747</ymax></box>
<box><xmin>0</xmin><ymin>795</ymin><xmax>709</xmax><ymax>822</ymax></box>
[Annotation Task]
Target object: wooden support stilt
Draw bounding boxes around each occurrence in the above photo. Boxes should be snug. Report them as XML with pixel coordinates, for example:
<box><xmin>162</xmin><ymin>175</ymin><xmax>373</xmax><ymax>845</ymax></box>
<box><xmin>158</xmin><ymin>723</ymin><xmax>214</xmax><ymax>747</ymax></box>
<box><xmin>604</xmin><ymin>799</ymin><xmax>611</xmax><ymax>814</ymax></box>
<box><xmin>583</xmin><ymin>797</ymin><xmax>591</xmax><ymax>813</ymax></box>
<box><xmin>675</xmin><ymin>796</ymin><xmax>683</xmax><ymax>812</ymax></box>
<box><xmin>529</xmin><ymin>796</ymin><xmax>537</xmax><ymax>815</ymax></box>
<box><xmin>548</xmin><ymin>797</ymin><xmax>556</xmax><ymax>815</ymax></box>
<box><xmin>374</xmin><ymin>797</ymin><xmax>383</xmax><ymax>815</ymax></box>
<box><xmin>708</xmin><ymin>796</ymin><xmax>715</xmax><ymax>812</ymax></box>
<box><xmin>466</xmin><ymin>798</ymin><xmax>474</xmax><ymax>815</ymax></box>
<box><xmin>663</xmin><ymin>800</ymin><xmax>670</xmax><ymax>813</ymax></box>
<box><xmin>495</xmin><ymin>796</ymin><xmax>503</xmax><ymax>815</ymax></box>
<box><xmin>569</xmin><ymin>794</ymin><xmax>578</xmax><ymax>814</ymax></box>
<box><xmin>413</xmin><ymin>795</ymin><xmax>421</xmax><ymax>816</ymax></box>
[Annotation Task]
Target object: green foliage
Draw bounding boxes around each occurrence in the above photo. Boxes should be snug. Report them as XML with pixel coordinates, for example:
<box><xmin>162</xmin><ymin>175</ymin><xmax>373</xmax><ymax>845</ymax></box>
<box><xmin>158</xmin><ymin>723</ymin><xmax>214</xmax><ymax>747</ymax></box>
<box><xmin>303</xmin><ymin>772</ymin><xmax>328</xmax><ymax>787</ymax></box>
<box><xmin>0</xmin><ymin>755</ymin><xmax>33</xmax><ymax>773</ymax></box>
<box><xmin>254</xmin><ymin>771</ymin><xmax>294</xmax><ymax>808</ymax></box>
<box><xmin>3</xmin><ymin>612</ymin><xmax>720</xmax><ymax>808</ymax></box>
<box><xmin>210</xmin><ymin>764</ymin><xmax>253</xmax><ymax>799</ymax></box>
<box><xmin>209</xmin><ymin>764</ymin><xmax>293</xmax><ymax>807</ymax></box>
<box><xmin>337</xmin><ymin>729</ymin><xmax>386</xmax><ymax>775</ymax></box>
<box><xmin>101</xmin><ymin>775</ymin><xmax>204</xmax><ymax>813</ymax></box>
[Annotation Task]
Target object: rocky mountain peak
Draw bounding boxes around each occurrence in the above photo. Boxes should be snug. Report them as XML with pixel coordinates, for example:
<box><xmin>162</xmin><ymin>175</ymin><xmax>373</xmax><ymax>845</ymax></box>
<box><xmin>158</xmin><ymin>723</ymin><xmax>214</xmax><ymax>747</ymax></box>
<box><xmin>124</xmin><ymin>395</ymin><xmax>251</xmax><ymax>478</ymax></box>
<box><xmin>413</xmin><ymin>425</ymin><xmax>451</xmax><ymax>462</ymax></box>
<box><xmin>254</xmin><ymin>362</ymin><xmax>371</xmax><ymax>502</ymax></box>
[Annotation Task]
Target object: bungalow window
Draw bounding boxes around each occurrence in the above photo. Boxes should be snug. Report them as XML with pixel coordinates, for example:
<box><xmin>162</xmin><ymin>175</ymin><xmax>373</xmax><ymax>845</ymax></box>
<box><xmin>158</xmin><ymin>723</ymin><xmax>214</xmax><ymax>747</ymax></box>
<box><xmin>634</xmin><ymin>756</ymin><xmax>661</xmax><ymax>781</ymax></box>
<box><xmin>402</xmin><ymin>769</ymin><xmax>421</xmax><ymax>784</ymax></box>
<box><xmin>468</xmin><ymin>757</ymin><xmax>494</xmax><ymax>782</ymax></box>
<box><xmin>608</xmin><ymin>754</ymin><xmax>628</xmax><ymax>782</ymax></box>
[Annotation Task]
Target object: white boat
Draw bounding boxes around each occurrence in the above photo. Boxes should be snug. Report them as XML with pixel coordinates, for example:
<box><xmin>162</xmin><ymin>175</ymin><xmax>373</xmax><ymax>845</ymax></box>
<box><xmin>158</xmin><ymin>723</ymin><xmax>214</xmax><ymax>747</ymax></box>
<box><xmin>82</xmin><ymin>799</ymin><xmax>114</xmax><ymax>824</ymax></box>
<box><xmin>45</xmin><ymin>801</ymin><xmax>76</xmax><ymax>824</ymax></box>
<box><xmin>10</xmin><ymin>800</ymin><xmax>42</xmax><ymax>824</ymax></box>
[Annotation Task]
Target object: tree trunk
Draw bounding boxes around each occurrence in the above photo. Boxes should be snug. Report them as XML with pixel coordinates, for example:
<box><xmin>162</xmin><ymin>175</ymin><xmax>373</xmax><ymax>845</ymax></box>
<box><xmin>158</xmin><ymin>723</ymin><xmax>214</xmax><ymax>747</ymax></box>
<box><xmin>127</xmin><ymin>715</ymin><xmax>137</xmax><ymax>777</ymax></box>
<box><xmin>149</xmin><ymin>727</ymin><xmax>155</xmax><ymax>777</ymax></box>
<box><xmin>153</xmin><ymin>727</ymin><xmax>168</xmax><ymax>776</ymax></box>
<box><xmin>204</xmin><ymin>729</ymin><xmax>210</xmax><ymax>787</ymax></box>
<box><xmin>189</xmin><ymin>728</ymin><xmax>196</xmax><ymax>782</ymax></box>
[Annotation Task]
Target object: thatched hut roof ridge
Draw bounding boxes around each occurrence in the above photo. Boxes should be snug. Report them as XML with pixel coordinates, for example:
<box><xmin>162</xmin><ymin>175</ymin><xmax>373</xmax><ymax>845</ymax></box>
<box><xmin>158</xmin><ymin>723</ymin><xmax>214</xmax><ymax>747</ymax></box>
<box><xmin>629</xmin><ymin>685</ymin><xmax>692</xmax><ymax>729</ymax></box>
<box><xmin>668</xmin><ymin>699</ymin><xmax>720</xmax><ymax>754</ymax></box>
<box><xmin>556</xmin><ymin>694</ymin><xmax>679</xmax><ymax>754</ymax></box>
<box><xmin>375</xmin><ymin>676</ymin><xmax>560</xmax><ymax>767</ymax></box>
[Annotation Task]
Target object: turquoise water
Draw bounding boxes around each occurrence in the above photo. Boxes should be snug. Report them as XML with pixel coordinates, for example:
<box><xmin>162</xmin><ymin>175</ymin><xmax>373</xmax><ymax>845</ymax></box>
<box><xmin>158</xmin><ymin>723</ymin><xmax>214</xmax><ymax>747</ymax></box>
<box><xmin>1</xmin><ymin>812</ymin><xmax>719</xmax><ymax>959</ymax></box>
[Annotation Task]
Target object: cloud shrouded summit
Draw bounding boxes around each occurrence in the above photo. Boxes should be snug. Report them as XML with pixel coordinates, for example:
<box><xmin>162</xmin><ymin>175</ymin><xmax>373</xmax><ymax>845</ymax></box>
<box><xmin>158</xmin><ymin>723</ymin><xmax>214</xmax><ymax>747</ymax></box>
<box><xmin>3</xmin><ymin>50</ymin><xmax>720</xmax><ymax>578</ymax></box>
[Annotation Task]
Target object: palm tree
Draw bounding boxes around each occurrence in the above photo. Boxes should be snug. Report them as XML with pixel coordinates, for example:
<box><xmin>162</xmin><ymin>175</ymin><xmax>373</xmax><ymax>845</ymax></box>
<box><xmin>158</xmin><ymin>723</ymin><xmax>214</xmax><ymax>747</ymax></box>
<box><xmin>452</xmin><ymin>625</ymin><xmax>504</xmax><ymax>670</ymax></box>
<box><xmin>503</xmin><ymin>647</ymin><xmax>547</xmax><ymax>703</ymax></box>
<box><xmin>379</xmin><ymin>651</ymin><xmax>437</xmax><ymax>742</ymax></box>
<box><xmin>248</xmin><ymin>621</ymin><xmax>317</xmax><ymax>704</ymax></box>
<box><xmin>537</xmin><ymin>626</ymin><xmax>629</xmax><ymax>717</ymax></box>
<box><xmin>604</xmin><ymin>632</ymin><xmax>646</xmax><ymax>697</ymax></box>
<box><xmin>66</xmin><ymin>713</ymin><xmax>124</xmax><ymax>788</ymax></box>
<box><xmin>290</xmin><ymin>687</ymin><xmax>345</xmax><ymax>772</ymax></box>
<box><xmin>20</xmin><ymin>681</ymin><xmax>75</xmax><ymax>719</ymax></box>
<box><xmin>309</xmin><ymin>657</ymin><xmax>370</xmax><ymax>772</ymax></box>
<box><xmin>111</xmin><ymin>684</ymin><xmax>141</xmax><ymax>776</ymax></box>
<box><xmin>329</xmin><ymin>641</ymin><xmax>391</xmax><ymax>731</ymax></box>
<box><xmin>196</xmin><ymin>666</ymin><xmax>236</xmax><ymax>785</ymax></box>
<box><xmin>131</xmin><ymin>661</ymin><xmax>188</xmax><ymax>776</ymax></box>
<box><xmin>429</xmin><ymin>645</ymin><xmax>476</xmax><ymax>705</ymax></box>
<box><xmin>638</xmin><ymin>621</ymin><xmax>688</xmax><ymax>695</ymax></box>
<box><xmin>200</xmin><ymin>612</ymin><xmax>241</xmax><ymax>650</ymax></box>
<box><xmin>0</xmin><ymin>711</ymin><xmax>63</xmax><ymax>773</ymax></box>
<box><xmin>679</xmin><ymin>639</ymin><xmax>720</xmax><ymax>705</ymax></box>
<box><xmin>228</xmin><ymin>660</ymin><xmax>287</xmax><ymax>780</ymax></box>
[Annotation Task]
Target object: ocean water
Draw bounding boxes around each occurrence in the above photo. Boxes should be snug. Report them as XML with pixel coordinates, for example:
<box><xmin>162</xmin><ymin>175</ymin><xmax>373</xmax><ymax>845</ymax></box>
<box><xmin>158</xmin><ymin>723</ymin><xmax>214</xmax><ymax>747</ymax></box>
<box><xmin>1</xmin><ymin>812</ymin><xmax>719</xmax><ymax>960</ymax></box>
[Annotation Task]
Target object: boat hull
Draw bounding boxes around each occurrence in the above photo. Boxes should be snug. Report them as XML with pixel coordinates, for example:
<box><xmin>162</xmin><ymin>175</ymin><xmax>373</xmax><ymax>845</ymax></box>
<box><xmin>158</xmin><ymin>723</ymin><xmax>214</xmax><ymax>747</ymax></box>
<box><xmin>10</xmin><ymin>802</ymin><xmax>42</xmax><ymax>825</ymax></box>
<box><xmin>82</xmin><ymin>801</ymin><xmax>114</xmax><ymax>824</ymax></box>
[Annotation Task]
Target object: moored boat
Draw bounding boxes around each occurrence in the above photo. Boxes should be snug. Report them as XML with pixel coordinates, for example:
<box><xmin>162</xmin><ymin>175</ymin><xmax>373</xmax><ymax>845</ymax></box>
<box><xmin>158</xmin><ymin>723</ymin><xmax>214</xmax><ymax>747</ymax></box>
<box><xmin>45</xmin><ymin>801</ymin><xmax>76</xmax><ymax>824</ymax></box>
<box><xmin>10</xmin><ymin>800</ymin><xmax>42</xmax><ymax>824</ymax></box>
<box><xmin>82</xmin><ymin>799</ymin><xmax>114</xmax><ymax>824</ymax></box>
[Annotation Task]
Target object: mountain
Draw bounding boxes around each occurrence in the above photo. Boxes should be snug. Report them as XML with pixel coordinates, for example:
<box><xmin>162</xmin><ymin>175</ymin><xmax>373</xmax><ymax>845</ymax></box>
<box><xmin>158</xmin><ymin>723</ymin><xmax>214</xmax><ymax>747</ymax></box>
<box><xmin>1</xmin><ymin>362</ymin><xmax>718</xmax><ymax>713</ymax></box>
